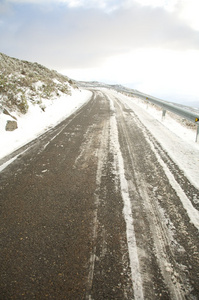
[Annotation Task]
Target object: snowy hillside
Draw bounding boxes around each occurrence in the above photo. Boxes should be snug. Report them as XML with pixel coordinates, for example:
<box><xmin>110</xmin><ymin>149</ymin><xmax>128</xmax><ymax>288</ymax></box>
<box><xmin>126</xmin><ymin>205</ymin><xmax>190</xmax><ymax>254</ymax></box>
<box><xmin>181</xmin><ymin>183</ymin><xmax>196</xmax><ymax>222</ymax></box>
<box><xmin>0</xmin><ymin>52</ymin><xmax>92</xmax><ymax>160</ymax></box>
<box><xmin>0</xmin><ymin>52</ymin><xmax>77</xmax><ymax>116</ymax></box>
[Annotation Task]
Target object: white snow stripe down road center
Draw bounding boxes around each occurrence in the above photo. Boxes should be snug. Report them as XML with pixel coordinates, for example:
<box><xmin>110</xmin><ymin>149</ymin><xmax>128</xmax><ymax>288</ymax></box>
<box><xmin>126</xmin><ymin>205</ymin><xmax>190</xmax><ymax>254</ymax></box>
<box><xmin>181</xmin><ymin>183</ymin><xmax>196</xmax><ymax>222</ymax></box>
<box><xmin>108</xmin><ymin>94</ymin><xmax>144</xmax><ymax>300</ymax></box>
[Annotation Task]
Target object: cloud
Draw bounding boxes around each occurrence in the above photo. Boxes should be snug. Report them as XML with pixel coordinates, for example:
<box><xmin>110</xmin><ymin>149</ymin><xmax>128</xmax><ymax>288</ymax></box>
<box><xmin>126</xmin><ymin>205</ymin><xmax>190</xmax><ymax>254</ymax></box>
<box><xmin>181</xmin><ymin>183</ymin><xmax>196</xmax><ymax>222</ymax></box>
<box><xmin>0</xmin><ymin>1</ymin><xmax>12</xmax><ymax>14</ymax></box>
<box><xmin>0</xmin><ymin>0</ymin><xmax>199</xmax><ymax>71</ymax></box>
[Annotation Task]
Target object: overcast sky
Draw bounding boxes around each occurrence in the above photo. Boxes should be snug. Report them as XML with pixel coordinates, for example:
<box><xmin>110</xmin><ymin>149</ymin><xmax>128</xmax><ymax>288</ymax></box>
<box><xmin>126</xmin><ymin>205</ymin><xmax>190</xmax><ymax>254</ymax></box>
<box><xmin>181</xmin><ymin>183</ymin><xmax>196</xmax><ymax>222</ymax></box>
<box><xmin>1</xmin><ymin>0</ymin><xmax>199</xmax><ymax>105</ymax></box>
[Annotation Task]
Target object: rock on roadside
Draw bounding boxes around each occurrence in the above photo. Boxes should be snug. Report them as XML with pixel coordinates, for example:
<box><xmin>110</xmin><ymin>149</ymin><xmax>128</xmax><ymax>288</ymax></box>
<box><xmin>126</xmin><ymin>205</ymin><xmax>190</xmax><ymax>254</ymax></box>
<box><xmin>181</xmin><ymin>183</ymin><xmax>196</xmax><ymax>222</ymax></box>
<box><xmin>6</xmin><ymin>120</ymin><xmax>18</xmax><ymax>131</ymax></box>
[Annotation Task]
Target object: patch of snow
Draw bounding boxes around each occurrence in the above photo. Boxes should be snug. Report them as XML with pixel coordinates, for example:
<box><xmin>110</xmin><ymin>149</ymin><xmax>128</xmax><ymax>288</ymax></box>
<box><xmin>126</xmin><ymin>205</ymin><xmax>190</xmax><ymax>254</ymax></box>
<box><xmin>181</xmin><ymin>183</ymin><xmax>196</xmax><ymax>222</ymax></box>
<box><xmin>0</xmin><ymin>148</ymin><xmax>29</xmax><ymax>172</ymax></box>
<box><xmin>53</xmin><ymin>79</ymin><xmax>61</xmax><ymax>85</ymax></box>
<box><xmin>0</xmin><ymin>88</ymin><xmax>92</xmax><ymax>160</ymax></box>
<box><xmin>34</xmin><ymin>80</ymin><xmax>44</xmax><ymax>89</ymax></box>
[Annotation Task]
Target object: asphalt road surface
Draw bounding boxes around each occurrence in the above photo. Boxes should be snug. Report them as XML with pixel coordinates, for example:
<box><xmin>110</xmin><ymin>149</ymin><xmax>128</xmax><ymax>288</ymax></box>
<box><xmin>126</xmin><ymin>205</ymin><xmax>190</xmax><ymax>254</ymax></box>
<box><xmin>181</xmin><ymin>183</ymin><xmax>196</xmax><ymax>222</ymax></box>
<box><xmin>0</xmin><ymin>90</ymin><xmax>199</xmax><ymax>299</ymax></box>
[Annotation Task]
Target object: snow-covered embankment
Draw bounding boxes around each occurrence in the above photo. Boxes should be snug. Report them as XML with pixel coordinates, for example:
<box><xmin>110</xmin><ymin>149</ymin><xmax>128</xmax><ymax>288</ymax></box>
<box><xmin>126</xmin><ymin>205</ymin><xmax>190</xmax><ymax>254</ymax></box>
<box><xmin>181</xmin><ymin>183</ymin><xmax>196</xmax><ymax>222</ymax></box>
<box><xmin>0</xmin><ymin>89</ymin><xmax>92</xmax><ymax>160</ymax></box>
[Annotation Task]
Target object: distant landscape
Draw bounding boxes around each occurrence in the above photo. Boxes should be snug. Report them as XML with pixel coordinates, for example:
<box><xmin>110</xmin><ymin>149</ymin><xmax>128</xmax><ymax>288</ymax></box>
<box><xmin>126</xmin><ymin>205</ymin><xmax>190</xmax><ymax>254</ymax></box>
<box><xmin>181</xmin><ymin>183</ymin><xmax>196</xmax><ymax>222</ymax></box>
<box><xmin>0</xmin><ymin>52</ymin><xmax>199</xmax><ymax>123</ymax></box>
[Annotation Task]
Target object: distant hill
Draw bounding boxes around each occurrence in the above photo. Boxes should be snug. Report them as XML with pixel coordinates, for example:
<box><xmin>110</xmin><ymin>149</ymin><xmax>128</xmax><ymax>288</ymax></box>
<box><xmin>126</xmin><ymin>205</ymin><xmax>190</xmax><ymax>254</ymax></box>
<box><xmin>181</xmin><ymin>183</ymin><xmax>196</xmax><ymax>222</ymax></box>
<box><xmin>0</xmin><ymin>52</ymin><xmax>77</xmax><ymax>115</ymax></box>
<box><xmin>78</xmin><ymin>81</ymin><xmax>199</xmax><ymax>114</ymax></box>
<box><xmin>77</xmin><ymin>80</ymin><xmax>137</xmax><ymax>94</ymax></box>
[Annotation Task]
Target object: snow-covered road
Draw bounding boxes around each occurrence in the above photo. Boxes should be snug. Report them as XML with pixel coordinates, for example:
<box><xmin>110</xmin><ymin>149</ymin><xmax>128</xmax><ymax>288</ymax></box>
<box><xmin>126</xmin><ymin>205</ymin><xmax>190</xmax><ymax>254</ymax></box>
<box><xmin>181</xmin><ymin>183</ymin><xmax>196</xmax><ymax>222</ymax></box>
<box><xmin>0</xmin><ymin>89</ymin><xmax>199</xmax><ymax>299</ymax></box>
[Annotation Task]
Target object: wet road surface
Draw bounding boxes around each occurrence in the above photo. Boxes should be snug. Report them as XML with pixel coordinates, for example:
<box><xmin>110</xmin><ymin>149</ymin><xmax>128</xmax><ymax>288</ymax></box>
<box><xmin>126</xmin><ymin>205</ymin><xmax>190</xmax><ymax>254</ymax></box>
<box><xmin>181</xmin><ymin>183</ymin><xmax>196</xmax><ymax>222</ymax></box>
<box><xmin>0</xmin><ymin>90</ymin><xmax>199</xmax><ymax>299</ymax></box>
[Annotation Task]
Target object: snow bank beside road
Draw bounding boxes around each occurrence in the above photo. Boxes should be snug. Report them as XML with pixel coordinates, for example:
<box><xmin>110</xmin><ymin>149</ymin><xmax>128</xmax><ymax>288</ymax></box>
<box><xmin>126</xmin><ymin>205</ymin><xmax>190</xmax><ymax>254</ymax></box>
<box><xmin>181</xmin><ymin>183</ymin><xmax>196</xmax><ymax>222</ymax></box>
<box><xmin>106</xmin><ymin>89</ymin><xmax>199</xmax><ymax>190</ymax></box>
<box><xmin>0</xmin><ymin>88</ymin><xmax>92</xmax><ymax>160</ymax></box>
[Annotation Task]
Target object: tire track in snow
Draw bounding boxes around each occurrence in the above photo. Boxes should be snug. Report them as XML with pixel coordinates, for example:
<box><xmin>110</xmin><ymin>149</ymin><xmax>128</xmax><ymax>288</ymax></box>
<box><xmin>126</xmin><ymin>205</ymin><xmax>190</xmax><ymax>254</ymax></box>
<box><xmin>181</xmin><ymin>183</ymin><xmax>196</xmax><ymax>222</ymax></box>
<box><xmin>132</xmin><ymin>113</ymin><xmax>199</xmax><ymax>231</ymax></box>
<box><xmin>108</xmin><ymin>94</ymin><xmax>144</xmax><ymax>300</ymax></box>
